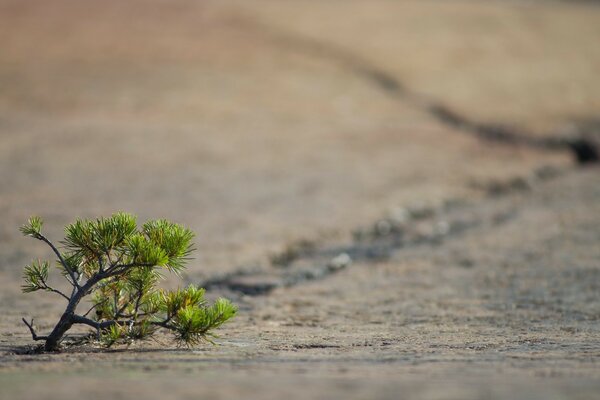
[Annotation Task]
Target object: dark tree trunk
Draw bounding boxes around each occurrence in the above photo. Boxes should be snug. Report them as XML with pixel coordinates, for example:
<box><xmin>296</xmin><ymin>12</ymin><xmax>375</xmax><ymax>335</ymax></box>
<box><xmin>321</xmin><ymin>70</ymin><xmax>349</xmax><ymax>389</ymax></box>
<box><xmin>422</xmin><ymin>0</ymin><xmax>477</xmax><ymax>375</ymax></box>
<box><xmin>43</xmin><ymin>278</ymin><xmax>97</xmax><ymax>351</ymax></box>
<box><xmin>44</xmin><ymin>312</ymin><xmax>75</xmax><ymax>351</ymax></box>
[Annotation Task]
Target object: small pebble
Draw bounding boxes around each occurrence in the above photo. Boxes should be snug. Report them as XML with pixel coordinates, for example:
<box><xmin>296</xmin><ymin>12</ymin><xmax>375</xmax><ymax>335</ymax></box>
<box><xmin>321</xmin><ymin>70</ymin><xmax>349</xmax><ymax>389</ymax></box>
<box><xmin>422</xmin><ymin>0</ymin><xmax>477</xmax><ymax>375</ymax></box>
<box><xmin>328</xmin><ymin>253</ymin><xmax>352</xmax><ymax>270</ymax></box>
<box><xmin>435</xmin><ymin>221</ymin><xmax>450</xmax><ymax>236</ymax></box>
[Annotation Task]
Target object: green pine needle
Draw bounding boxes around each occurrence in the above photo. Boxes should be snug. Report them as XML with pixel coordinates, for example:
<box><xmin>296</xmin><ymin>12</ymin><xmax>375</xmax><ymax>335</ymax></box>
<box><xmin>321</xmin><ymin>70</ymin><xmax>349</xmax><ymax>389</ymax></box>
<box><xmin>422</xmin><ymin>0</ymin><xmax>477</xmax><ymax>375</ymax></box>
<box><xmin>21</xmin><ymin>260</ymin><xmax>50</xmax><ymax>293</ymax></box>
<box><xmin>20</xmin><ymin>216</ymin><xmax>43</xmax><ymax>237</ymax></box>
<box><xmin>171</xmin><ymin>297</ymin><xmax>237</xmax><ymax>346</ymax></box>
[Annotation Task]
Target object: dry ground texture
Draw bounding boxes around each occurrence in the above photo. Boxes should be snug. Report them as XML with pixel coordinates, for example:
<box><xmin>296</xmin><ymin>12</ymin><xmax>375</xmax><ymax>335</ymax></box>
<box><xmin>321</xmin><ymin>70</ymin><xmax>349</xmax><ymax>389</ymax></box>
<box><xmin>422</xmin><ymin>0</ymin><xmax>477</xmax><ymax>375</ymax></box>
<box><xmin>1</xmin><ymin>0</ymin><xmax>599</xmax><ymax>399</ymax></box>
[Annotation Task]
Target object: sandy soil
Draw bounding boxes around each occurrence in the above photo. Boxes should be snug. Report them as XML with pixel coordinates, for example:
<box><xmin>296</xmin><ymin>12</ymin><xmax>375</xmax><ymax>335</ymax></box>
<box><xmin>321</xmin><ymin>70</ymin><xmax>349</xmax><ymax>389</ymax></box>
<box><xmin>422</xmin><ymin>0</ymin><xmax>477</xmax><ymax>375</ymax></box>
<box><xmin>0</xmin><ymin>0</ymin><xmax>599</xmax><ymax>399</ymax></box>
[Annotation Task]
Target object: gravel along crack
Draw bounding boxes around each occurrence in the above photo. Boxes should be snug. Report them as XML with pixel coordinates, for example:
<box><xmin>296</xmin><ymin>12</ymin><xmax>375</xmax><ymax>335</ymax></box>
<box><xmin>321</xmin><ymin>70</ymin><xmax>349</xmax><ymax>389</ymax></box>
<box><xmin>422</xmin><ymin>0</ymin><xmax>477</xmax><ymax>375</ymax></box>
<box><xmin>201</xmin><ymin>163</ymin><xmax>575</xmax><ymax>298</ymax></box>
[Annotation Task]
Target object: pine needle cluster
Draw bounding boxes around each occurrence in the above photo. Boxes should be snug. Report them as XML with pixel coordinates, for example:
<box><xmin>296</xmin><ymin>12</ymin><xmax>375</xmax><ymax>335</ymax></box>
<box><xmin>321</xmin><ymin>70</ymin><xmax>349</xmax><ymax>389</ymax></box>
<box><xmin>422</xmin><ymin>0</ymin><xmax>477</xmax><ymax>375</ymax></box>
<box><xmin>19</xmin><ymin>213</ymin><xmax>236</xmax><ymax>351</ymax></box>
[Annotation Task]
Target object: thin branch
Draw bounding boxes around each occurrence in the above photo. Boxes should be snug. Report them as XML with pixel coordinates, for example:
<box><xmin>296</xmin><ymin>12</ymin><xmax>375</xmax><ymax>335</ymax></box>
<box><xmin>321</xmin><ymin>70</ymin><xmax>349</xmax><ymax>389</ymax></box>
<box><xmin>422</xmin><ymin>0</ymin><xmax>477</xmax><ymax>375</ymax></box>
<box><xmin>35</xmin><ymin>273</ymin><xmax>70</xmax><ymax>301</ymax></box>
<box><xmin>97</xmin><ymin>254</ymin><xmax>105</xmax><ymax>273</ymax></box>
<box><xmin>34</xmin><ymin>233</ymin><xmax>81</xmax><ymax>290</ymax></box>
<box><xmin>104</xmin><ymin>262</ymin><xmax>154</xmax><ymax>278</ymax></box>
<box><xmin>113</xmin><ymin>289</ymin><xmax>119</xmax><ymax>319</ymax></box>
<box><xmin>115</xmin><ymin>294</ymin><xmax>133</xmax><ymax>319</ymax></box>
<box><xmin>41</xmin><ymin>284</ymin><xmax>70</xmax><ymax>301</ymax></box>
<box><xmin>112</xmin><ymin>312</ymin><xmax>150</xmax><ymax>319</ymax></box>
<box><xmin>150</xmin><ymin>320</ymin><xmax>175</xmax><ymax>330</ymax></box>
<box><xmin>22</xmin><ymin>318</ymin><xmax>48</xmax><ymax>341</ymax></box>
<box><xmin>82</xmin><ymin>300</ymin><xmax>105</xmax><ymax>318</ymax></box>
<box><xmin>110</xmin><ymin>252</ymin><xmax>125</xmax><ymax>270</ymax></box>
<box><xmin>104</xmin><ymin>250</ymin><xmax>113</xmax><ymax>267</ymax></box>
<box><xmin>77</xmin><ymin>274</ymin><xmax>102</xmax><ymax>296</ymax></box>
<box><xmin>133</xmin><ymin>288</ymin><xmax>144</xmax><ymax>318</ymax></box>
<box><xmin>71</xmin><ymin>314</ymin><xmax>118</xmax><ymax>329</ymax></box>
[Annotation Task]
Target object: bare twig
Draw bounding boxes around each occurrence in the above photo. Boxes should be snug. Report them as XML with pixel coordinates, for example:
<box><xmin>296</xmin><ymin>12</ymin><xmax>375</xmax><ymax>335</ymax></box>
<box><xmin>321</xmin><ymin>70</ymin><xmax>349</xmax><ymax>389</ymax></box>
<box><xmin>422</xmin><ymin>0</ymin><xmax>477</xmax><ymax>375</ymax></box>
<box><xmin>36</xmin><ymin>275</ymin><xmax>70</xmax><ymax>301</ymax></box>
<box><xmin>41</xmin><ymin>284</ymin><xmax>70</xmax><ymax>301</ymax></box>
<box><xmin>22</xmin><ymin>318</ymin><xmax>48</xmax><ymax>341</ymax></box>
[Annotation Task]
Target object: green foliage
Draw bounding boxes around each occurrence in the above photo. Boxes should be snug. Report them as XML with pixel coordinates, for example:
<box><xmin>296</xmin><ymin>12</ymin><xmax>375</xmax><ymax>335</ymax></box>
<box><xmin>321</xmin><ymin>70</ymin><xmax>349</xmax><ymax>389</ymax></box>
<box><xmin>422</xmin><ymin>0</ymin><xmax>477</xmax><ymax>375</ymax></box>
<box><xmin>60</xmin><ymin>213</ymin><xmax>194</xmax><ymax>278</ymax></box>
<box><xmin>63</xmin><ymin>212</ymin><xmax>137</xmax><ymax>255</ymax></box>
<box><xmin>20</xmin><ymin>212</ymin><xmax>236</xmax><ymax>350</ymax></box>
<box><xmin>92</xmin><ymin>282</ymin><xmax>238</xmax><ymax>346</ymax></box>
<box><xmin>171</xmin><ymin>297</ymin><xmax>237</xmax><ymax>345</ymax></box>
<box><xmin>160</xmin><ymin>285</ymin><xmax>207</xmax><ymax>318</ymax></box>
<box><xmin>20</xmin><ymin>216</ymin><xmax>43</xmax><ymax>237</ymax></box>
<box><xmin>21</xmin><ymin>260</ymin><xmax>50</xmax><ymax>293</ymax></box>
<box><xmin>143</xmin><ymin>220</ymin><xmax>195</xmax><ymax>273</ymax></box>
<box><xmin>125</xmin><ymin>233</ymin><xmax>169</xmax><ymax>268</ymax></box>
<box><xmin>127</xmin><ymin>319</ymin><xmax>155</xmax><ymax>340</ymax></box>
<box><xmin>60</xmin><ymin>252</ymin><xmax>83</xmax><ymax>278</ymax></box>
<box><xmin>101</xmin><ymin>323</ymin><xmax>125</xmax><ymax>347</ymax></box>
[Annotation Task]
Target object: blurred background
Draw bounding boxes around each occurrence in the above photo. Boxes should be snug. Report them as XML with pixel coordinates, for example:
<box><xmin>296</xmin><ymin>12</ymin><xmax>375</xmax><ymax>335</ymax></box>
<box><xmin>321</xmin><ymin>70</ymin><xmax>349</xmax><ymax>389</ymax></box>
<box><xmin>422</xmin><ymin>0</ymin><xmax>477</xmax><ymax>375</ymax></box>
<box><xmin>2</xmin><ymin>0</ymin><xmax>598</xmax><ymax>280</ymax></box>
<box><xmin>1</xmin><ymin>1</ymin><xmax>600</xmax><ymax>398</ymax></box>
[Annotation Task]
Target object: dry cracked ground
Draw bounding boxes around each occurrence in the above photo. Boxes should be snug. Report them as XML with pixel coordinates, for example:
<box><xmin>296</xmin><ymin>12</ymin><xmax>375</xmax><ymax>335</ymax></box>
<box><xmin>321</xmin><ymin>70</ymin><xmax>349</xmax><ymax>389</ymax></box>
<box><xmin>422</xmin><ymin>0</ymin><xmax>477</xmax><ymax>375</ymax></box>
<box><xmin>1</xmin><ymin>0</ymin><xmax>600</xmax><ymax>399</ymax></box>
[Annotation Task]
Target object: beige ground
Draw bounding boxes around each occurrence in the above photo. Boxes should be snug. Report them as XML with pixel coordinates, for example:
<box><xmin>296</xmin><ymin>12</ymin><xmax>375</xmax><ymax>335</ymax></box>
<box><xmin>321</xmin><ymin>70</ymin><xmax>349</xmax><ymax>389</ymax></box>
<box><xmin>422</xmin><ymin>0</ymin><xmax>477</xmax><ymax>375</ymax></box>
<box><xmin>0</xmin><ymin>0</ymin><xmax>599</xmax><ymax>399</ymax></box>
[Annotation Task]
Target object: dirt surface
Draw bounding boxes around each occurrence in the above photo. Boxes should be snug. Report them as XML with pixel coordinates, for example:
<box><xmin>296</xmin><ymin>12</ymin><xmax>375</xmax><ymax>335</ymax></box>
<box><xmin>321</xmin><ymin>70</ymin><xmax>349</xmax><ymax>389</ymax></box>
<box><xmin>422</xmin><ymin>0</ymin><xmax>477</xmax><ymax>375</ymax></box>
<box><xmin>1</xmin><ymin>0</ymin><xmax>599</xmax><ymax>399</ymax></box>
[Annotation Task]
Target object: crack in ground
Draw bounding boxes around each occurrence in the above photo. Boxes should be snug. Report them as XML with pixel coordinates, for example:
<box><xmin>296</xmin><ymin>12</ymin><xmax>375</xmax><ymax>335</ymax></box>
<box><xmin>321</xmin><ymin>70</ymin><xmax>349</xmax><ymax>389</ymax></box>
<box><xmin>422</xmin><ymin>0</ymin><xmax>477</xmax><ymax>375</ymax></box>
<box><xmin>201</xmin><ymin>166</ymin><xmax>565</xmax><ymax>297</ymax></box>
<box><xmin>201</xmin><ymin>203</ymin><xmax>501</xmax><ymax>296</ymax></box>
<box><xmin>228</xmin><ymin>15</ymin><xmax>598</xmax><ymax>164</ymax></box>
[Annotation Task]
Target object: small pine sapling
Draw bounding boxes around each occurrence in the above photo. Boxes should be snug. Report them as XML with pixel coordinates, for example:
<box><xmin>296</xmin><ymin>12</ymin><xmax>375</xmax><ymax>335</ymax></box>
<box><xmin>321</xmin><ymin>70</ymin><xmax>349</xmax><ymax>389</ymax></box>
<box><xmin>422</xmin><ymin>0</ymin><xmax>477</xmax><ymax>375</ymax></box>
<box><xmin>19</xmin><ymin>213</ymin><xmax>237</xmax><ymax>351</ymax></box>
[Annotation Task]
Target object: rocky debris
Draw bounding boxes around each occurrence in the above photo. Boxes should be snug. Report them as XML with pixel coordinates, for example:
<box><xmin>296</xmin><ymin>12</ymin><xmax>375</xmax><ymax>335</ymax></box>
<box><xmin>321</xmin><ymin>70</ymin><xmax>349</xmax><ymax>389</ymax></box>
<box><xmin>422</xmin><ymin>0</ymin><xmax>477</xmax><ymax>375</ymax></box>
<box><xmin>202</xmin><ymin>178</ymin><xmax>534</xmax><ymax>297</ymax></box>
<box><xmin>327</xmin><ymin>253</ymin><xmax>352</xmax><ymax>271</ymax></box>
